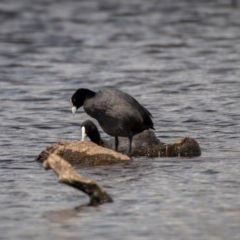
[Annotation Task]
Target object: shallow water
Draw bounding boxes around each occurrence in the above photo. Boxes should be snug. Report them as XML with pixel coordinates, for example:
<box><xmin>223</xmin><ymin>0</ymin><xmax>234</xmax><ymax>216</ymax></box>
<box><xmin>1</xmin><ymin>0</ymin><xmax>240</xmax><ymax>239</ymax></box>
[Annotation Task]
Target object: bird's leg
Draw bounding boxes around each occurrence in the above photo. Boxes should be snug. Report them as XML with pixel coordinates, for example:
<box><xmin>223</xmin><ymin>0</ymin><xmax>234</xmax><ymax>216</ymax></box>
<box><xmin>128</xmin><ymin>136</ymin><xmax>133</xmax><ymax>154</ymax></box>
<box><xmin>115</xmin><ymin>136</ymin><xmax>119</xmax><ymax>152</ymax></box>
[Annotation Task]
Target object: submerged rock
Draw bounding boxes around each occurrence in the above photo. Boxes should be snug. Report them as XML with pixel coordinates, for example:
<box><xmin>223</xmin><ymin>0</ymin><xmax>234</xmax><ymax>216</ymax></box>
<box><xmin>36</xmin><ymin>140</ymin><xmax>131</xmax><ymax>166</ymax></box>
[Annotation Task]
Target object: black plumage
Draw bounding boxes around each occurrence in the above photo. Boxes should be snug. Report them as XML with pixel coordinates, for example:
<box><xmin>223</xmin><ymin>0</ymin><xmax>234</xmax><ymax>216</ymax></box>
<box><xmin>71</xmin><ymin>88</ymin><xmax>154</xmax><ymax>153</ymax></box>
<box><xmin>81</xmin><ymin>120</ymin><xmax>160</xmax><ymax>152</ymax></box>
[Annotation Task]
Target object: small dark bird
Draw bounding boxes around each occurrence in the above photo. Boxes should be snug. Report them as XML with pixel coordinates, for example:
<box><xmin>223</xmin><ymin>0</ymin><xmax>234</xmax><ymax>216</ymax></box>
<box><xmin>80</xmin><ymin>120</ymin><xmax>160</xmax><ymax>152</ymax></box>
<box><xmin>71</xmin><ymin>88</ymin><xmax>154</xmax><ymax>153</ymax></box>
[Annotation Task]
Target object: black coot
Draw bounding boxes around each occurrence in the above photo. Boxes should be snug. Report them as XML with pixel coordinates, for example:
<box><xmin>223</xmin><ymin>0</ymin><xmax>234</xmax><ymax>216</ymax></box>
<box><xmin>81</xmin><ymin>120</ymin><xmax>160</xmax><ymax>152</ymax></box>
<box><xmin>80</xmin><ymin>120</ymin><xmax>106</xmax><ymax>147</ymax></box>
<box><xmin>71</xmin><ymin>88</ymin><xmax>154</xmax><ymax>153</ymax></box>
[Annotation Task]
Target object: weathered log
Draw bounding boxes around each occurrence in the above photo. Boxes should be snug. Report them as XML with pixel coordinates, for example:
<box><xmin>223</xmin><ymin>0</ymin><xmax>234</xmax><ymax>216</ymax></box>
<box><xmin>161</xmin><ymin>137</ymin><xmax>201</xmax><ymax>157</ymax></box>
<box><xmin>130</xmin><ymin>137</ymin><xmax>201</xmax><ymax>158</ymax></box>
<box><xmin>36</xmin><ymin>140</ymin><xmax>131</xmax><ymax>165</ymax></box>
<box><xmin>43</xmin><ymin>154</ymin><xmax>113</xmax><ymax>206</ymax></box>
<box><xmin>36</xmin><ymin>137</ymin><xmax>201</xmax><ymax>166</ymax></box>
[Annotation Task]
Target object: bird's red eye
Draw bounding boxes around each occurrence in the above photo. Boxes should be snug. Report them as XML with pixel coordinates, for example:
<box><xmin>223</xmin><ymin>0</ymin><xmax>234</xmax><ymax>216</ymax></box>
<box><xmin>73</xmin><ymin>98</ymin><xmax>76</xmax><ymax>103</ymax></box>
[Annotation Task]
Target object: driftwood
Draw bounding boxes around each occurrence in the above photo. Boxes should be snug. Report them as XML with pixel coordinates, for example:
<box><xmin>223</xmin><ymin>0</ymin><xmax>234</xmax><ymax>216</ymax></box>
<box><xmin>43</xmin><ymin>154</ymin><xmax>113</xmax><ymax>206</ymax></box>
<box><xmin>162</xmin><ymin>137</ymin><xmax>201</xmax><ymax>157</ymax></box>
<box><xmin>36</xmin><ymin>137</ymin><xmax>201</xmax><ymax>167</ymax></box>
<box><xmin>39</xmin><ymin>138</ymin><xmax>200</xmax><ymax>206</ymax></box>
<box><xmin>37</xmin><ymin>140</ymin><xmax>131</xmax><ymax>165</ymax></box>
<box><xmin>130</xmin><ymin>137</ymin><xmax>201</xmax><ymax>158</ymax></box>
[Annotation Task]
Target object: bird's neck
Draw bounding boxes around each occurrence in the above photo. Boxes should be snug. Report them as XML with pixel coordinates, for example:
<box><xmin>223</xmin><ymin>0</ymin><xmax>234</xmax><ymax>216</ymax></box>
<box><xmin>88</xmin><ymin>130</ymin><xmax>103</xmax><ymax>146</ymax></box>
<box><xmin>84</xmin><ymin>89</ymin><xmax>96</xmax><ymax>100</ymax></box>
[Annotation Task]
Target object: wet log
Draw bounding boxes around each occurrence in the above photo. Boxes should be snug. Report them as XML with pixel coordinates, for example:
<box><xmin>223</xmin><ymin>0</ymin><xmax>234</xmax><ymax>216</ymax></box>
<box><xmin>36</xmin><ymin>137</ymin><xmax>201</xmax><ymax>166</ymax></box>
<box><xmin>161</xmin><ymin>137</ymin><xmax>201</xmax><ymax>157</ymax></box>
<box><xmin>36</xmin><ymin>140</ymin><xmax>131</xmax><ymax>166</ymax></box>
<box><xmin>130</xmin><ymin>137</ymin><xmax>201</xmax><ymax>158</ymax></box>
<box><xmin>43</xmin><ymin>154</ymin><xmax>113</xmax><ymax>206</ymax></box>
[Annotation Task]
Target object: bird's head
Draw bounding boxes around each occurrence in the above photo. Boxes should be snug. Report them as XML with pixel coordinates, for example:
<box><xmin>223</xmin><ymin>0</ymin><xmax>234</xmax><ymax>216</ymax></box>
<box><xmin>80</xmin><ymin>120</ymin><xmax>99</xmax><ymax>142</ymax></box>
<box><xmin>71</xmin><ymin>89</ymin><xmax>86</xmax><ymax>116</ymax></box>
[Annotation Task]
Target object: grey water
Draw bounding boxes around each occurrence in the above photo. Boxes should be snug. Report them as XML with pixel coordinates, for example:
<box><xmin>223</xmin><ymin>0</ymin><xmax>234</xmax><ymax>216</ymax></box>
<box><xmin>0</xmin><ymin>0</ymin><xmax>240</xmax><ymax>239</ymax></box>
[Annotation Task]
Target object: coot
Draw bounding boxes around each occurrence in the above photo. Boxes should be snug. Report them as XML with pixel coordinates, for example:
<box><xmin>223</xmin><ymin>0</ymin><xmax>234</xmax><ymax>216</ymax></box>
<box><xmin>71</xmin><ymin>88</ymin><xmax>154</xmax><ymax>153</ymax></box>
<box><xmin>81</xmin><ymin>120</ymin><xmax>106</xmax><ymax>147</ymax></box>
<box><xmin>81</xmin><ymin>119</ymin><xmax>160</xmax><ymax>152</ymax></box>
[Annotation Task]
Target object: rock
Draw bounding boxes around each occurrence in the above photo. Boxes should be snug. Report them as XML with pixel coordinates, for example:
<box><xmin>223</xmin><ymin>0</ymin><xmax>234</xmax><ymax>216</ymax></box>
<box><xmin>36</xmin><ymin>140</ymin><xmax>131</xmax><ymax>166</ymax></box>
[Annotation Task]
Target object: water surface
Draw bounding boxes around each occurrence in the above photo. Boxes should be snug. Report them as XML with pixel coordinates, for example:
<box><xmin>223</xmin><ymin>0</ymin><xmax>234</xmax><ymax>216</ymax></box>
<box><xmin>0</xmin><ymin>0</ymin><xmax>240</xmax><ymax>239</ymax></box>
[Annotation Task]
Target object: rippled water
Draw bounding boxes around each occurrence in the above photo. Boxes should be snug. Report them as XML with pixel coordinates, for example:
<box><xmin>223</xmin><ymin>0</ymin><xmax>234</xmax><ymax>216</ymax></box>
<box><xmin>1</xmin><ymin>0</ymin><xmax>240</xmax><ymax>239</ymax></box>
